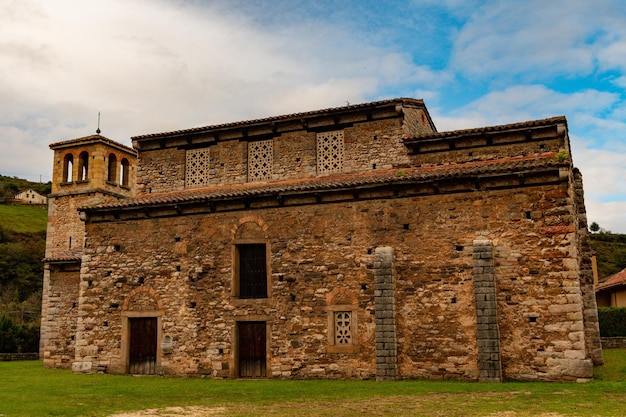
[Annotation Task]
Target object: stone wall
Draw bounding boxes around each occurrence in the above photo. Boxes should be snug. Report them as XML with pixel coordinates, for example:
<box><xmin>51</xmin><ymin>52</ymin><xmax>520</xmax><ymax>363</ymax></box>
<box><xmin>136</xmin><ymin>118</ymin><xmax>414</xmax><ymax>195</ymax></box>
<box><xmin>600</xmin><ymin>337</ymin><xmax>626</xmax><ymax>349</ymax></box>
<box><xmin>41</xmin><ymin>263</ymin><xmax>80</xmax><ymax>368</ymax></box>
<box><xmin>73</xmin><ymin>179</ymin><xmax>594</xmax><ymax>381</ymax></box>
<box><xmin>0</xmin><ymin>353</ymin><xmax>39</xmax><ymax>361</ymax></box>
<box><xmin>45</xmin><ymin>194</ymin><xmax>95</xmax><ymax>258</ymax></box>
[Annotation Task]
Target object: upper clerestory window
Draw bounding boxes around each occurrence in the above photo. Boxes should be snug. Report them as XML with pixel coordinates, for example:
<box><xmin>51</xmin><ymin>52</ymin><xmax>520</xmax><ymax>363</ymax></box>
<box><xmin>186</xmin><ymin>148</ymin><xmax>212</xmax><ymax>188</ymax></box>
<box><xmin>317</xmin><ymin>130</ymin><xmax>344</xmax><ymax>175</ymax></box>
<box><xmin>248</xmin><ymin>139</ymin><xmax>273</xmax><ymax>183</ymax></box>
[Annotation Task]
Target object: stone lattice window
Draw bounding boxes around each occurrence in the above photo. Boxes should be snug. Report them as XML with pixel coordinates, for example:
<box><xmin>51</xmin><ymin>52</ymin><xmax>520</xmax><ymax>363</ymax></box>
<box><xmin>326</xmin><ymin>296</ymin><xmax>358</xmax><ymax>354</ymax></box>
<box><xmin>248</xmin><ymin>140</ymin><xmax>273</xmax><ymax>182</ymax></box>
<box><xmin>335</xmin><ymin>311</ymin><xmax>352</xmax><ymax>345</ymax></box>
<box><xmin>317</xmin><ymin>130</ymin><xmax>344</xmax><ymax>175</ymax></box>
<box><xmin>186</xmin><ymin>148</ymin><xmax>212</xmax><ymax>188</ymax></box>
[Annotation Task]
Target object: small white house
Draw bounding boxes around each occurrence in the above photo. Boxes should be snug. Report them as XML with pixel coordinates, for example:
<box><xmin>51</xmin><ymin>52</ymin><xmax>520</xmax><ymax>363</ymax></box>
<box><xmin>14</xmin><ymin>189</ymin><xmax>47</xmax><ymax>205</ymax></box>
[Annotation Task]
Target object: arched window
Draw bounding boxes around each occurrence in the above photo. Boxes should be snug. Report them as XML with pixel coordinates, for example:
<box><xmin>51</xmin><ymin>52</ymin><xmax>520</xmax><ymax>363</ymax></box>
<box><xmin>63</xmin><ymin>153</ymin><xmax>74</xmax><ymax>183</ymax></box>
<box><xmin>78</xmin><ymin>151</ymin><xmax>89</xmax><ymax>181</ymax></box>
<box><xmin>107</xmin><ymin>153</ymin><xmax>118</xmax><ymax>183</ymax></box>
<box><xmin>233</xmin><ymin>221</ymin><xmax>269</xmax><ymax>299</ymax></box>
<box><xmin>121</xmin><ymin>158</ymin><xmax>130</xmax><ymax>187</ymax></box>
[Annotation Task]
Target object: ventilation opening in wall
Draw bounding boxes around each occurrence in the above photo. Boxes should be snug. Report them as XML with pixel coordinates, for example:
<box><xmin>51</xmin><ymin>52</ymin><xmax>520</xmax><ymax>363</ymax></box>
<box><xmin>525</xmin><ymin>211</ymin><xmax>532</xmax><ymax>219</ymax></box>
<box><xmin>403</xmin><ymin>224</ymin><xmax>410</xmax><ymax>230</ymax></box>
<box><xmin>529</xmin><ymin>316</ymin><xmax>538</xmax><ymax>323</ymax></box>
<box><xmin>455</xmin><ymin>245</ymin><xmax>463</xmax><ymax>251</ymax></box>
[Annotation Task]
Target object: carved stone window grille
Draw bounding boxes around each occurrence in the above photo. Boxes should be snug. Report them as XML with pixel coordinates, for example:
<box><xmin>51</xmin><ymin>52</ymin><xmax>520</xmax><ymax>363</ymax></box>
<box><xmin>335</xmin><ymin>311</ymin><xmax>352</xmax><ymax>345</ymax></box>
<box><xmin>317</xmin><ymin>130</ymin><xmax>344</xmax><ymax>175</ymax></box>
<box><xmin>248</xmin><ymin>140</ymin><xmax>273</xmax><ymax>182</ymax></box>
<box><xmin>186</xmin><ymin>148</ymin><xmax>212</xmax><ymax>188</ymax></box>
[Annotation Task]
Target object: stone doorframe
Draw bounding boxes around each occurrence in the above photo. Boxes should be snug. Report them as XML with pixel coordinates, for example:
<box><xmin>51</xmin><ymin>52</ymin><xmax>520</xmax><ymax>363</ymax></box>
<box><xmin>121</xmin><ymin>310</ymin><xmax>164</xmax><ymax>374</ymax></box>
<box><xmin>120</xmin><ymin>286</ymin><xmax>165</xmax><ymax>374</ymax></box>
<box><xmin>231</xmin><ymin>315</ymin><xmax>270</xmax><ymax>378</ymax></box>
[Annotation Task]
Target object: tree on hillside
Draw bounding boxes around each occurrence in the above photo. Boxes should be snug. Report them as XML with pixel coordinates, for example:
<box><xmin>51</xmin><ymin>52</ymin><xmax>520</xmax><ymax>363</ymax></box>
<box><xmin>589</xmin><ymin>222</ymin><xmax>600</xmax><ymax>233</ymax></box>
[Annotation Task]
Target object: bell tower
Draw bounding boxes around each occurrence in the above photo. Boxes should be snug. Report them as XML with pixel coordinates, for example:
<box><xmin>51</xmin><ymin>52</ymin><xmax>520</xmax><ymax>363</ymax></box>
<box><xmin>41</xmin><ymin>133</ymin><xmax>137</xmax><ymax>368</ymax></box>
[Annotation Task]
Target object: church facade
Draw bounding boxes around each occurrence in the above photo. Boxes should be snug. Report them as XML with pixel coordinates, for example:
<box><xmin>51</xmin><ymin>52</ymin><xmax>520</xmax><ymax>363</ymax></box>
<box><xmin>41</xmin><ymin>98</ymin><xmax>603</xmax><ymax>381</ymax></box>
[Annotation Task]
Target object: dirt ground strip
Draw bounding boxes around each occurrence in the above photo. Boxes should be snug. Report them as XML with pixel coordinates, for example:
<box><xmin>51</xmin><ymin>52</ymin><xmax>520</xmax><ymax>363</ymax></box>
<box><xmin>108</xmin><ymin>407</ymin><xmax>226</xmax><ymax>417</ymax></box>
<box><xmin>108</xmin><ymin>407</ymin><xmax>570</xmax><ymax>417</ymax></box>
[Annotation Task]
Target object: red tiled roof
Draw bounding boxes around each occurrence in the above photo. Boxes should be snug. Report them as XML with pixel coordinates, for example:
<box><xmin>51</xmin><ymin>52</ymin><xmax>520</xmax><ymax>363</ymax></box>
<box><xmin>131</xmin><ymin>98</ymin><xmax>425</xmax><ymax>140</ymax></box>
<box><xmin>407</xmin><ymin>116</ymin><xmax>567</xmax><ymax>141</ymax></box>
<box><xmin>82</xmin><ymin>153</ymin><xmax>564</xmax><ymax>212</ymax></box>
<box><xmin>597</xmin><ymin>268</ymin><xmax>626</xmax><ymax>292</ymax></box>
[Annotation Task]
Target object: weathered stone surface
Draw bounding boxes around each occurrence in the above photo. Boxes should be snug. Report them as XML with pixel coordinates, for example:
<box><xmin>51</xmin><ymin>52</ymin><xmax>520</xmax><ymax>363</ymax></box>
<box><xmin>40</xmin><ymin>99</ymin><xmax>602</xmax><ymax>382</ymax></box>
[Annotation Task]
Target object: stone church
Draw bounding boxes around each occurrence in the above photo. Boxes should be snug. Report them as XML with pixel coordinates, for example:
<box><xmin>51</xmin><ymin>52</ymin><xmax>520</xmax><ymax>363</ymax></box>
<box><xmin>41</xmin><ymin>98</ymin><xmax>603</xmax><ymax>381</ymax></box>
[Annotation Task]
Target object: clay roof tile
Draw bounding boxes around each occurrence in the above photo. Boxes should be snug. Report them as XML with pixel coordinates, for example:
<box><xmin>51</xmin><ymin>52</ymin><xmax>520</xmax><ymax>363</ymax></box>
<box><xmin>81</xmin><ymin>153</ymin><xmax>564</xmax><ymax>212</ymax></box>
<box><xmin>597</xmin><ymin>267</ymin><xmax>626</xmax><ymax>292</ymax></box>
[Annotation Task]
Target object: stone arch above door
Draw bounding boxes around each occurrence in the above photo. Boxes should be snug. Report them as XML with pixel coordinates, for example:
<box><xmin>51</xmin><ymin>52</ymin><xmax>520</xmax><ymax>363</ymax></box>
<box><xmin>122</xmin><ymin>286</ymin><xmax>163</xmax><ymax>311</ymax></box>
<box><xmin>232</xmin><ymin>216</ymin><xmax>268</xmax><ymax>240</ymax></box>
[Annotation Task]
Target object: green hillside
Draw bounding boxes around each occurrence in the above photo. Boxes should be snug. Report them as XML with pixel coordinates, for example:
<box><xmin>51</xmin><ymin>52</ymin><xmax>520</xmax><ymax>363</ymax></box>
<box><xmin>0</xmin><ymin>177</ymin><xmax>49</xmax><ymax>333</ymax></box>
<box><xmin>0</xmin><ymin>174</ymin><xmax>51</xmax><ymax>201</ymax></box>
<box><xmin>591</xmin><ymin>232</ymin><xmax>626</xmax><ymax>280</ymax></box>
<box><xmin>0</xmin><ymin>204</ymin><xmax>47</xmax><ymax>233</ymax></box>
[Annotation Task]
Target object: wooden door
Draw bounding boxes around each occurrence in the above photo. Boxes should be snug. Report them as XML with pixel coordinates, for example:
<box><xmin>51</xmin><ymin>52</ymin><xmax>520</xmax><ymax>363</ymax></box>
<box><xmin>238</xmin><ymin>321</ymin><xmax>266</xmax><ymax>378</ymax></box>
<box><xmin>129</xmin><ymin>317</ymin><xmax>157</xmax><ymax>375</ymax></box>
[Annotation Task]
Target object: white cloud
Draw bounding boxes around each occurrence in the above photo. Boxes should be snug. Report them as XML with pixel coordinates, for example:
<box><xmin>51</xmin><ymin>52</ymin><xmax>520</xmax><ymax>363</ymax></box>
<box><xmin>585</xmin><ymin>200</ymin><xmax>626</xmax><ymax>235</ymax></box>
<box><xmin>434</xmin><ymin>84</ymin><xmax>620</xmax><ymax>131</ymax></box>
<box><xmin>0</xmin><ymin>0</ymin><xmax>446</xmax><ymax>181</ymax></box>
<box><xmin>449</xmin><ymin>0</ymin><xmax>626</xmax><ymax>82</ymax></box>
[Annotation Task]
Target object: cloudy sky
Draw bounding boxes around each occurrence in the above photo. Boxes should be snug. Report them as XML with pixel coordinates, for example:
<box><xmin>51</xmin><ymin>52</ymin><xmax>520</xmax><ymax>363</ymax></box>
<box><xmin>1</xmin><ymin>0</ymin><xmax>625</xmax><ymax>232</ymax></box>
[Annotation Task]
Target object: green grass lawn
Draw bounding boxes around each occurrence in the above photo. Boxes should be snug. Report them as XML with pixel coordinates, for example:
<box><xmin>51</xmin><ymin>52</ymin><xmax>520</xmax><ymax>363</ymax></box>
<box><xmin>0</xmin><ymin>204</ymin><xmax>47</xmax><ymax>233</ymax></box>
<box><xmin>1</xmin><ymin>349</ymin><xmax>626</xmax><ymax>416</ymax></box>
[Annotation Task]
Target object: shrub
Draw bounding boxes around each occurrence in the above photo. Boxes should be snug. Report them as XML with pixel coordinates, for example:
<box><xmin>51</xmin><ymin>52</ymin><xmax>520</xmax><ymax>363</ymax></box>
<box><xmin>598</xmin><ymin>307</ymin><xmax>626</xmax><ymax>337</ymax></box>
<box><xmin>0</xmin><ymin>314</ymin><xmax>39</xmax><ymax>353</ymax></box>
